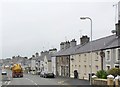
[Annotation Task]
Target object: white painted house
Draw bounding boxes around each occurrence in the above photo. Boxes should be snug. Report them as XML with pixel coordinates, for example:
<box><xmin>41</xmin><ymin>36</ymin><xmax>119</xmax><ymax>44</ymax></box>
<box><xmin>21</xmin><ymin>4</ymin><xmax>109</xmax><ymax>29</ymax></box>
<box><xmin>52</xmin><ymin>56</ymin><xmax>56</xmax><ymax>75</ymax></box>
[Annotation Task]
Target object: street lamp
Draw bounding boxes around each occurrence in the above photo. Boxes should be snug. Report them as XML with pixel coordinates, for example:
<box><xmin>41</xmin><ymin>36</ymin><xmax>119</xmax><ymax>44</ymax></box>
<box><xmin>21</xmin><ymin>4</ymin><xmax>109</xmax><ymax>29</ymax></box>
<box><xmin>80</xmin><ymin>17</ymin><xmax>93</xmax><ymax>85</ymax></box>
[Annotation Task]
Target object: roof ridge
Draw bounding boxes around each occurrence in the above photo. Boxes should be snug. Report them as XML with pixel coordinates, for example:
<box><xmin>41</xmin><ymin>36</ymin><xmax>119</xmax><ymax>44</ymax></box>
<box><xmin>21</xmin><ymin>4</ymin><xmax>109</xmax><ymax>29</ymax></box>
<box><xmin>91</xmin><ymin>35</ymin><xmax>115</xmax><ymax>42</ymax></box>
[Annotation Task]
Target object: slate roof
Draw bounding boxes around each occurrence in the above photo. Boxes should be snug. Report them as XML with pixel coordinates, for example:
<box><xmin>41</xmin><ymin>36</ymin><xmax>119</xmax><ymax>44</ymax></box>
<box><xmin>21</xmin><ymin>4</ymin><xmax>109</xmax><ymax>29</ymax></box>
<box><xmin>54</xmin><ymin>35</ymin><xmax>120</xmax><ymax>56</ymax></box>
<box><xmin>75</xmin><ymin>35</ymin><xmax>118</xmax><ymax>54</ymax></box>
<box><xmin>36</xmin><ymin>55</ymin><xmax>45</xmax><ymax>61</ymax></box>
<box><xmin>105</xmin><ymin>37</ymin><xmax>120</xmax><ymax>49</ymax></box>
<box><xmin>45</xmin><ymin>54</ymin><xmax>53</xmax><ymax>61</ymax></box>
<box><xmin>35</xmin><ymin>53</ymin><xmax>53</xmax><ymax>61</ymax></box>
<box><xmin>55</xmin><ymin>45</ymin><xmax>82</xmax><ymax>56</ymax></box>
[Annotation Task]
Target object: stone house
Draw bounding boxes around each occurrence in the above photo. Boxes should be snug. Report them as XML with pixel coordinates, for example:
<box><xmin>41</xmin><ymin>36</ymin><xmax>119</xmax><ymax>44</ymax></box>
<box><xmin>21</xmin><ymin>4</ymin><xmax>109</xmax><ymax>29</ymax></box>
<box><xmin>55</xmin><ymin>39</ymin><xmax>80</xmax><ymax>77</ymax></box>
<box><xmin>70</xmin><ymin>22</ymin><xmax>120</xmax><ymax>80</ymax></box>
<box><xmin>34</xmin><ymin>49</ymin><xmax>57</xmax><ymax>73</ymax></box>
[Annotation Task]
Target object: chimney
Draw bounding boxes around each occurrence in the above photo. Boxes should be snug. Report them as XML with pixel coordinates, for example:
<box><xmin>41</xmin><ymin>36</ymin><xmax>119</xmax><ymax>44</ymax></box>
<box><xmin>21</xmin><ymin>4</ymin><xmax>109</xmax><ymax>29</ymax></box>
<box><xmin>60</xmin><ymin>42</ymin><xmax>64</xmax><ymax>50</ymax></box>
<box><xmin>80</xmin><ymin>35</ymin><xmax>90</xmax><ymax>45</ymax></box>
<box><xmin>49</xmin><ymin>48</ymin><xmax>57</xmax><ymax>54</ymax></box>
<box><xmin>35</xmin><ymin>52</ymin><xmax>39</xmax><ymax>57</ymax></box>
<box><xmin>64</xmin><ymin>41</ymin><xmax>70</xmax><ymax>49</ymax></box>
<box><xmin>70</xmin><ymin>39</ymin><xmax>76</xmax><ymax>47</ymax></box>
<box><xmin>116</xmin><ymin>21</ymin><xmax>120</xmax><ymax>37</ymax></box>
<box><xmin>41</xmin><ymin>51</ymin><xmax>49</xmax><ymax>56</ymax></box>
<box><xmin>32</xmin><ymin>55</ymin><xmax>35</xmax><ymax>57</ymax></box>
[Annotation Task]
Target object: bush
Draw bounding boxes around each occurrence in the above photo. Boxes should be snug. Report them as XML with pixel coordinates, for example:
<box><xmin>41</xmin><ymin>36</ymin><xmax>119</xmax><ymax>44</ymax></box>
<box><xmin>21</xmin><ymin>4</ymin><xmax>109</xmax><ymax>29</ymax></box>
<box><xmin>96</xmin><ymin>70</ymin><xmax>108</xmax><ymax>79</ymax></box>
<box><xmin>107</xmin><ymin>68</ymin><xmax>120</xmax><ymax>77</ymax></box>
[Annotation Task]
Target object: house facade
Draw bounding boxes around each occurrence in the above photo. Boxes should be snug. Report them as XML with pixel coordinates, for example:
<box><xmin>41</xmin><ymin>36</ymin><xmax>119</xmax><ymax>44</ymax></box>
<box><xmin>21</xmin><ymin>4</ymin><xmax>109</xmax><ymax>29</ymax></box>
<box><xmin>70</xmin><ymin>35</ymin><xmax>120</xmax><ymax>80</ymax></box>
<box><xmin>105</xmin><ymin>47</ymin><xmax>120</xmax><ymax>70</ymax></box>
<box><xmin>70</xmin><ymin>51</ymin><xmax>102</xmax><ymax>79</ymax></box>
<box><xmin>44</xmin><ymin>55</ymin><xmax>52</xmax><ymax>72</ymax></box>
<box><xmin>104</xmin><ymin>22</ymin><xmax>120</xmax><ymax>70</ymax></box>
<box><xmin>55</xmin><ymin>28</ymin><xmax>120</xmax><ymax>80</ymax></box>
<box><xmin>30</xmin><ymin>49</ymin><xmax>57</xmax><ymax>73</ymax></box>
<box><xmin>55</xmin><ymin>39</ymin><xmax>78</xmax><ymax>77</ymax></box>
<box><xmin>52</xmin><ymin>56</ymin><xmax>56</xmax><ymax>75</ymax></box>
<box><xmin>56</xmin><ymin>55</ymin><xmax>70</xmax><ymax>77</ymax></box>
<box><xmin>70</xmin><ymin>21</ymin><xmax>120</xmax><ymax>80</ymax></box>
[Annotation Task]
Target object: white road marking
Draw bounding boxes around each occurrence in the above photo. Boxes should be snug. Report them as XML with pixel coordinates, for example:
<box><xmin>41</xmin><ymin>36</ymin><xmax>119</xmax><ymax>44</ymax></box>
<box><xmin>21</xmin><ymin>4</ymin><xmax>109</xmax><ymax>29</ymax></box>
<box><xmin>1</xmin><ymin>81</ymin><xmax>11</xmax><ymax>87</ymax></box>
<box><xmin>58</xmin><ymin>79</ymin><xmax>70</xmax><ymax>85</ymax></box>
<box><xmin>25</xmin><ymin>78</ymin><xmax>38</xmax><ymax>85</ymax></box>
<box><xmin>5</xmin><ymin>81</ymin><xmax>7</xmax><ymax>84</ymax></box>
<box><xmin>6</xmin><ymin>81</ymin><xmax>11</xmax><ymax>85</ymax></box>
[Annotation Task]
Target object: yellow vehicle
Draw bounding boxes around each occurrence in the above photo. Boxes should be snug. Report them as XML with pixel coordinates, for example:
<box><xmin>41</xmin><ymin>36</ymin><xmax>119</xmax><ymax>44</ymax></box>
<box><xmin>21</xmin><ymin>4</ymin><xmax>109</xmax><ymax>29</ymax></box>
<box><xmin>11</xmin><ymin>64</ymin><xmax>23</xmax><ymax>78</ymax></box>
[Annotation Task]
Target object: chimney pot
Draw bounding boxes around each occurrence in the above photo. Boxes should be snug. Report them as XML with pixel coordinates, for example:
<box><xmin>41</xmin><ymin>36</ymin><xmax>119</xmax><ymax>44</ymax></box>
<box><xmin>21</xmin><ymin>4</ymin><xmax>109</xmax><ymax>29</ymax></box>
<box><xmin>80</xmin><ymin>35</ymin><xmax>90</xmax><ymax>45</ymax></box>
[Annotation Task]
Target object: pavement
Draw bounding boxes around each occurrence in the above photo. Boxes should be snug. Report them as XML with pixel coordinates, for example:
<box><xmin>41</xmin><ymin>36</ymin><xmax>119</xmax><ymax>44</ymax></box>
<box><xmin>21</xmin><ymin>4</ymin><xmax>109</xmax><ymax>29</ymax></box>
<box><xmin>1</xmin><ymin>70</ymin><xmax>90</xmax><ymax>86</ymax></box>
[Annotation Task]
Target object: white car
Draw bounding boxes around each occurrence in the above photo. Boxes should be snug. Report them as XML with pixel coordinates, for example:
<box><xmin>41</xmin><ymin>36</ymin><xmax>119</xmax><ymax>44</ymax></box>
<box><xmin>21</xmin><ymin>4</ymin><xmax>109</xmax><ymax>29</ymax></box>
<box><xmin>1</xmin><ymin>71</ymin><xmax>8</xmax><ymax>81</ymax></box>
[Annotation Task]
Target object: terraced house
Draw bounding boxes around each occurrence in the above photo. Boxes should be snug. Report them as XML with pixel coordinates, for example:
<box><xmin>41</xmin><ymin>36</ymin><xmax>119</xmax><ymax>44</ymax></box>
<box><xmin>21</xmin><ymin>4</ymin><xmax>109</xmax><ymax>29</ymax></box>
<box><xmin>70</xmin><ymin>34</ymin><xmax>120</xmax><ymax>80</ymax></box>
<box><xmin>104</xmin><ymin>22</ymin><xmax>120</xmax><ymax>70</ymax></box>
<box><xmin>55</xmin><ymin>39</ymin><xmax>82</xmax><ymax>77</ymax></box>
<box><xmin>30</xmin><ymin>48</ymin><xmax>57</xmax><ymax>74</ymax></box>
<box><xmin>54</xmin><ymin>21</ymin><xmax>120</xmax><ymax>80</ymax></box>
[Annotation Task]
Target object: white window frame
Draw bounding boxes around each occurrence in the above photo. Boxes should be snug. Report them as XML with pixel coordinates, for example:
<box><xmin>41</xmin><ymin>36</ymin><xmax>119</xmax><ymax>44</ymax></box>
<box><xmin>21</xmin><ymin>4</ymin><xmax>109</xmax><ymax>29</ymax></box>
<box><xmin>105</xmin><ymin>50</ymin><xmax>111</xmax><ymax>62</ymax></box>
<box><xmin>114</xmin><ymin>64</ymin><xmax>120</xmax><ymax>68</ymax></box>
<box><xmin>106</xmin><ymin>64</ymin><xmax>111</xmax><ymax>70</ymax></box>
<box><xmin>95</xmin><ymin>51</ymin><xmax>99</xmax><ymax>61</ymax></box>
<box><xmin>117</xmin><ymin>48</ymin><xmax>120</xmax><ymax>61</ymax></box>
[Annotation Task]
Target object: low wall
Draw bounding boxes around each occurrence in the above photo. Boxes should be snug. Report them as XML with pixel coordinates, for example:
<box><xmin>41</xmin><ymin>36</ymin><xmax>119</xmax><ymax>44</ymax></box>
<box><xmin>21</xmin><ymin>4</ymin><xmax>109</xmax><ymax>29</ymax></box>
<box><xmin>92</xmin><ymin>79</ymin><xmax>107</xmax><ymax>85</ymax></box>
<box><xmin>92</xmin><ymin>78</ymin><xmax>120</xmax><ymax>86</ymax></box>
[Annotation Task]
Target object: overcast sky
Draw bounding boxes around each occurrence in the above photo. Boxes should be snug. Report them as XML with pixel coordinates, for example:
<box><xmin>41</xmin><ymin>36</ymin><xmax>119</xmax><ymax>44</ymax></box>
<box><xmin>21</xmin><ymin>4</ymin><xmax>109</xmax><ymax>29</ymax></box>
<box><xmin>0</xmin><ymin>0</ymin><xmax>120</xmax><ymax>59</ymax></box>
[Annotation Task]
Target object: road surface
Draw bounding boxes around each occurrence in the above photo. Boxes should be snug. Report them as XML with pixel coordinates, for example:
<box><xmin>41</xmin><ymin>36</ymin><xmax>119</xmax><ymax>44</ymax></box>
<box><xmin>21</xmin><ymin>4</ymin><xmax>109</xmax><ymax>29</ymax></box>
<box><xmin>1</xmin><ymin>70</ymin><xmax>90</xmax><ymax>86</ymax></box>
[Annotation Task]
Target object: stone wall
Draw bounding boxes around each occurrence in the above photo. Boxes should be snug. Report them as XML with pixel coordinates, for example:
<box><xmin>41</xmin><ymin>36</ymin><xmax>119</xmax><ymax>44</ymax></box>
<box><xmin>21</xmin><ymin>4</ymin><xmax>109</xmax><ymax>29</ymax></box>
<box><xmin>92</xmin><ymin>79</ymin><xmax>107</xmax><ymax>85</ymax></box>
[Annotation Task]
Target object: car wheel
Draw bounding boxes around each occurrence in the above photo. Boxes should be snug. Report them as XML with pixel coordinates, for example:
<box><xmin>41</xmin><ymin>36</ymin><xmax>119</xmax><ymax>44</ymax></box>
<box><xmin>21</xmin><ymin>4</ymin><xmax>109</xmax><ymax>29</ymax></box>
<box><xmin>44</xmin><ymin>76</ymin><xmax>46</xmax><ymax>78</ymax></box>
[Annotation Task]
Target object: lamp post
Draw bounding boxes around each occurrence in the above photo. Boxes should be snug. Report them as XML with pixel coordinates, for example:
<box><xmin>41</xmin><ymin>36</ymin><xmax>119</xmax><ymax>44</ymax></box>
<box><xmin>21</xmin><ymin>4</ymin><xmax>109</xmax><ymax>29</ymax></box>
<box><xmin>80</xmin><ymin>17</ymin><xmax>93</xmax><ymax>85</ymax></box>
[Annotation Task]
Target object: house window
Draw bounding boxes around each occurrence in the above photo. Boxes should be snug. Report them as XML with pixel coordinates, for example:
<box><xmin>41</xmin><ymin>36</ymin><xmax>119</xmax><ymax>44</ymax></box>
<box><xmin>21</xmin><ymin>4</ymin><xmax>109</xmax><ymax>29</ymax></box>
<box><xmin>66</xmin><ymin>57</ymin><xmax>69</xmax><ymax>64</ymax></box>
<box><xmin>72</xmin><ymin>65</ymin><xmax>73</xmax><ymax>73</ymax></box>
<box><xmin>115</xmin><ymin>66</ymin><xmax>119</xmax><ymax>68</ymax></box>
<box><xmin>71</xmin><ymin>58</ymin><xmax>74</xmax><ymax>61</ymax></box>
<box><xmin>106</xmin><ymin>66</ymin><xmax>110</xmax><ymax>70</ymax></box>
<box><xmin>96</xmin><ymin>52</ymin><xmax>98</xmax><ymax>55</ymax></box>
<box><xmin>84</xmin><ymin>65</ymin><xmax>87</xmax><ymax>75</ymax></box>
<box><xmin>79</xmin><ymin>56</ymin><xmax>81</xmax><ymax>62</ymax></box>
<box><xmin>113</xmin><ymin>49</ymin><xmax>116</xmax><ymax>60</ymax></box>
<box><xmin>96</xmin><ymin>65</ymin><xmax>98</xmax><ymax>70</ymax></box>
<box><xmin>84</xmin><ymin>57</ymin><xmax>87</xmax><ymax>62</ymax></box>
<box><xmin>61</xmin><ymin>57</ymin><xmax>63</xmax><ymax>62</ymax></box>
<box><xmin>95</xmin><ymin>56</ymin><xmax>99</xmax><ymax>61</ymax></box>
<box><xmin>118</xmin><ymin>49</ymin><xmax>120</xmax><ymax>60</ymax></box>
<box><xmin>114</xmin><ymin>64</ymin><xmax>119</xmax><ymax>68</ymax></box>
<box><xmin>106</xmin><ymin>51</ymin><xmax>110</xmax><ymax>61</ymax></box>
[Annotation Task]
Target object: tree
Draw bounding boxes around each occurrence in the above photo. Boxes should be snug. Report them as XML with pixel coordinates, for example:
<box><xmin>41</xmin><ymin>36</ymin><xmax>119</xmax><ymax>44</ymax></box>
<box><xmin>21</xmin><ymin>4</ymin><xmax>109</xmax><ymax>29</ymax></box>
<box><xmin>107</xmin><ymin>68</ymin><xmax>120</xmax><ymax>77</ymax></box>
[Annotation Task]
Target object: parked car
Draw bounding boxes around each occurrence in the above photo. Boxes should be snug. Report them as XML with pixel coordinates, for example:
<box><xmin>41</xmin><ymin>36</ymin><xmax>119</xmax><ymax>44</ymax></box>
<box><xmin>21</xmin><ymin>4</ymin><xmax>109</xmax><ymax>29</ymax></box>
<box><xmin>30</xmin><ymin>70</ymin><xmax>36</xmax><ymax>75</ymax></box>
<box><xmin>36</xmin><ymin>71</ymin><xmax>41</xmax><ymax>75</ymax></box>
<box><xmin>44</xmin><ymin>72</ymin><xmax>55</xmax><ymax>78</ymax></box>
<box><xmin>1</xmin><ymin>71</ymin><xmax>8</xmax><ymax>81</ymax></box>
<box><xmin>40</xmin><ymin>71</ymin><xmax>55</xmax><ymax>78</ymax></box>
<box><xmin>40</xmin><ymin>71</ymin><xmax>45</xmax><ymax>77</ymax></box>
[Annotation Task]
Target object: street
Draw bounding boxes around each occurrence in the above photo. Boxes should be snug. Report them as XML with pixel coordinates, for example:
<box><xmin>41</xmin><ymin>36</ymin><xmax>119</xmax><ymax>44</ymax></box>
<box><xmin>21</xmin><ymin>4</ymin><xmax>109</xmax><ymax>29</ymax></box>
<box><xmin>1</xmin><ymin>70</ymin><xmax>90</xmax><ymax>86</ymax></box>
